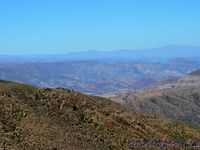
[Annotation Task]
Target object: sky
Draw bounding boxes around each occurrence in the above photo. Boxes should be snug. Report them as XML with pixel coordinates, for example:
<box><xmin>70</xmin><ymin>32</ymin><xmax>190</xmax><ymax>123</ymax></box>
<box><xmin>0</xmin><ymin>0</ymin><xmax>200</xmax><ymax>55</ymax></box>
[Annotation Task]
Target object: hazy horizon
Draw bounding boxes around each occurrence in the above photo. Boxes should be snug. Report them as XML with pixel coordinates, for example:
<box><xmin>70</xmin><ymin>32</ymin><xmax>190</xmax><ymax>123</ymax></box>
<box><xmin>0</xmin><ymin>44</ymin><xmax>200</xmax><ymax>56</ymax></box>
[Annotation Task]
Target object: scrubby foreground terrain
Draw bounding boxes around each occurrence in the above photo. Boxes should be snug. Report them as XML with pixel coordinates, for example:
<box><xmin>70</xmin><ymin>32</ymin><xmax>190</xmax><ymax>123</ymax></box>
<box><xmin>0</xmin><ymin>80</ymin><xmax>200</xmax><ymax>149</ymax></box>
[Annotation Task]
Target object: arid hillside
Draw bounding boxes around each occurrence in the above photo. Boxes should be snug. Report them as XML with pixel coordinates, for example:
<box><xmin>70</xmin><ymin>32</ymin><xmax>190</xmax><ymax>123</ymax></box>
<box><xmin>0</xmin><ymin>80</ymin><xmax>200</xmax><ymax>149</ymax></box>
<box><xmin>111</xmin><ymin>70</ymin><xmax>200</xmax><ymax>126</ymax></box>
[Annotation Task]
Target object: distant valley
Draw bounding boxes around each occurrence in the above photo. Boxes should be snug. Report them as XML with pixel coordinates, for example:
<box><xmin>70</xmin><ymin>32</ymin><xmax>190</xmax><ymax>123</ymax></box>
<box><xmin>0</xmin><ymin>58</ymin><xmax>200</xmax><ymax>95</ymax></box>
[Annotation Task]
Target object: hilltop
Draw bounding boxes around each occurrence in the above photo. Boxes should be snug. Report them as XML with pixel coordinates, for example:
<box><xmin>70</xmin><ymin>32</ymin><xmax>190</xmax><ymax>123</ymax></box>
<box><xmin>190</xmin><ymin>70</ymin><xmax>200</xmax><ymax>76</ymax></box>
<box><xmin>0</xmin><ymin>80</ymin><xmax>200</xmax><ymax>149</ymax></box>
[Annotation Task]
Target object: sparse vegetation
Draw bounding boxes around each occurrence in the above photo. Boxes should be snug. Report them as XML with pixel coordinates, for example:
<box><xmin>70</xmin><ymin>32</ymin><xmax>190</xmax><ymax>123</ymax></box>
<box><xmin>0</xmin><ymin>80</ymin><xmax>200</xmax><ymax>149</ymax></box>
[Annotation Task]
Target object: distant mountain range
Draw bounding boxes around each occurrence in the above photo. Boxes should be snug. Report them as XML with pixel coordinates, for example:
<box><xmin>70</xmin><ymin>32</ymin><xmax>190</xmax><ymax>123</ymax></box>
<box><xmin>1</xmin><ymin>45</ymin><xmax>200</xmax><ymax>62</ymax></box>
<box><xmin>0</xmin><ymin>59</ymin><xmax>200</xmax><ymax>94</ymax></box>
<box><xmin>110</xmin><ymin>70</ymin><xmax>200</xmax><ymax>126</ymax></box>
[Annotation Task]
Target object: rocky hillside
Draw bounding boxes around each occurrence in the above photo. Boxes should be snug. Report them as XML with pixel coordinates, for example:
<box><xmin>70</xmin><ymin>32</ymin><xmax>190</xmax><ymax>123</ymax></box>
<box><xmin>145</xmin><ymin>69</ymin><xmax>200</xmax><ymax>90</ymax></box>
<box><xmin>111</xmin><ymin>70</ymin><xmax>200</xmax><ymax>126</ymax></box>
<box><xmin>0</xmin><ymin>80</ymin><xmax>200</xmax><ymax>149</ymax></box>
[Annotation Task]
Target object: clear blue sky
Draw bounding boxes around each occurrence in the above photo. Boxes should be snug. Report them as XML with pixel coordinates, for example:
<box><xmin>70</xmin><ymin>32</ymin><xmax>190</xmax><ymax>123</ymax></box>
<box><xmin>0</xmin><ymin>0</ymin><xmax>200</xmax><ymax>55</ymax></box>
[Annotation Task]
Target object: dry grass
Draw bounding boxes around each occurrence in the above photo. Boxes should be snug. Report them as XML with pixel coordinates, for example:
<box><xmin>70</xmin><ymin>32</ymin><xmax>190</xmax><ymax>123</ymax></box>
<box><xmin>0</xmin><ymin>80</ymin><xmax>200</xmax><ymax>149</ymax></box>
